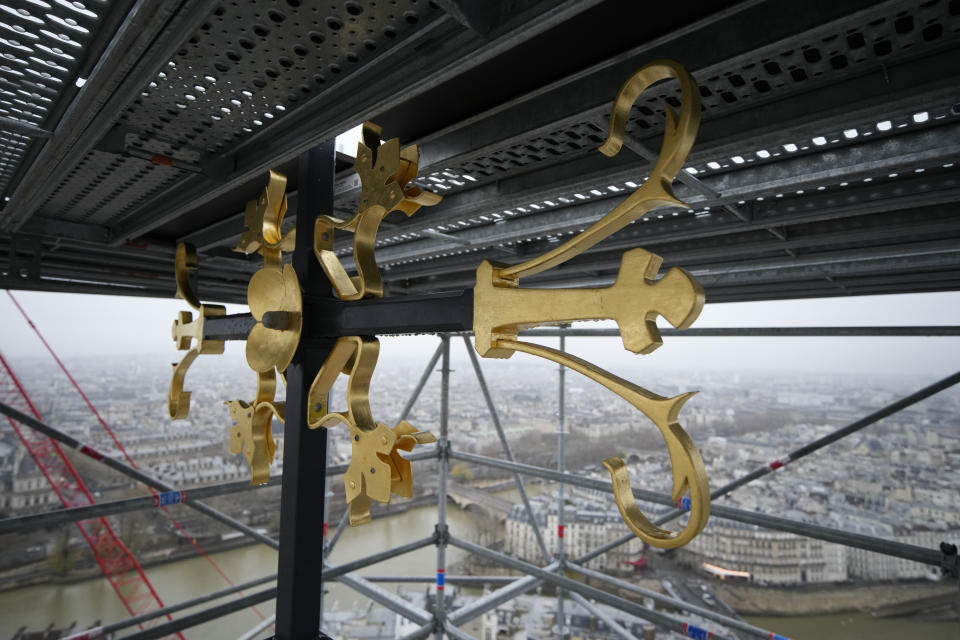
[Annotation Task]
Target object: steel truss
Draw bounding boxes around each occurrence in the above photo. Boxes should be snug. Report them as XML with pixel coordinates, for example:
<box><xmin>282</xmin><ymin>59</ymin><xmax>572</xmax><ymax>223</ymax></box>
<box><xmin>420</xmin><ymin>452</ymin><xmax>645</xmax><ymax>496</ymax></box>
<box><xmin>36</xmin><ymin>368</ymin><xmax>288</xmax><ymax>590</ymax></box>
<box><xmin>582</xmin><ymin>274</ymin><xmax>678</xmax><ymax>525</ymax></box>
<box><xmin>2</xmin><ymin>327</ymin><xmax>958</xmax><ymax>640</ymax></box>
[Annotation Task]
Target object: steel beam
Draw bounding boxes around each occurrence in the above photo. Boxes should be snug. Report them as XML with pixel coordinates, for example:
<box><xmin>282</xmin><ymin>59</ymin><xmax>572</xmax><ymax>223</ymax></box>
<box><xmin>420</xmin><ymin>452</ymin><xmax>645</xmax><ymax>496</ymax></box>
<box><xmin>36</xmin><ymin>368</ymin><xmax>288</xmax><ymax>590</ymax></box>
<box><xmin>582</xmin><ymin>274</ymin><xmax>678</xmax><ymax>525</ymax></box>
<box><xmin>274</xmin><ymin>142</ymin><xmax>336</xmax><ymax>639</ymax></box>
<box><xmin>568</xmin><ymin>562</ymin><xmax>782</xmax><ymax>640</ymax></box>
<box><xmin>398</xmin><ymin>623</ymin><xmax>435</xmax><ymax>640</ymax></box>
<box><xmin>523</xmin><ymin>326</ymin><xmax>960</xmax><ymax>337</ymax></box>
<box><xmin>435</xmin><ymin>335</ymin><xmax>451</xmax><ymax>638</ymax></box>
<box><xmin>398</xmin><ymin>341</ymin><xmax>444</xmax><ymax>423</ymax></box>
<box><xmin>329</xmin><ymin>565</ymin><xmax>433</xmax><ymax>626</ymax></box>
<box><xmin>447</xmin><ymin>568</ymin><xmax>558</xmax><ymax>626</ymax></box>
<box><xmin>382</xmin><ymin>212</ymin><xmax>960</xmax><ymax>292</ymax></box>
<box><xmin>447</xmin><ymin>536</ymin><xmax>735</xmax><ymax>640</ymax></box>
<box><xmin>2</xmin><ymin>0</ymin><xmax>221</xmax><ymax>233</ymax></box>
<box><xmin>116</xmin><ymin>586</ymin><xmax>277</xmax><ymax>640</ymax></box>
<box><xmin>0</xmin><ymin>116</ymin><xmax>52</xmax><ymax>139</ymax></box>
<box><xmin>462</xmin><ymin>335</ymin><xmax>550</xmax><ymax>562</ymax></box>
<box><xmin>0</xmin><ymin>475</ymin><xmax>280</xmax><ymax>534</ymax></box>
<box><xmin>374</xmin><ymin>173</ymin><xmax>960</xmax><ymax>280</ymax></box>
<box><xmin>71</xmin><ymin>574</ymin><xmax>277</xmax><ymax>639</ymax></box>
<box><xmin>402</xmin><ymin>2</ymin><xmax>912</xmax><ymax>188</ymax></box>
<box><xmin>448</xmin><ymin>449</ymin><xmax>947</xmax><ymax>567</ymax></box>
<box><xmin>108</xmin><ymin>0</ymin><xmax>604</xmax><ymax>245</ymax></box>
<box><xmin>443</xmin><ymin>621</ymin><xmax>478</xmax><ymax>640</ymax></box>
<box><xmin>238</xmin><ymin>615</ymin><xmax>277</xmax><ymax>640</ymax></box>
<box><xmin>325</xmin><ymin>509</ymin><xmax>351</xmax><ymax>558</ymax></box>
<box><xmin>354</xmin><ymin>125</ymin><xmax>960</xmax><ymax>270</ymax></box>
<box><xmin>358</xmin><ymin>576</ymin><xmax>518</xmax><ymax>585</ymax></box>
<box><xmin>0</xmin><ymin>401</ymin><xmax>278</xmax><ymax>549</ymax></box>
<box><xmin>323</xmin><ymin>536</ymin><xmax>436</xmax><ymax>580</ymax></box>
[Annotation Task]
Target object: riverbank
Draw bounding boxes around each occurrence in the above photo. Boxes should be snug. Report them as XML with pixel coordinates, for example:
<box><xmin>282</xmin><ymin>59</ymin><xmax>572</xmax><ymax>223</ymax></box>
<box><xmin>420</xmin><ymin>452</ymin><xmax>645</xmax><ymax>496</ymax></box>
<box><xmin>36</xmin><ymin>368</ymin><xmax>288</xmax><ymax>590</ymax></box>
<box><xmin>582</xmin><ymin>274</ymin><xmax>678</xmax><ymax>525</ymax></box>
<box><xmin>715</xmin><ymin>579</ymin><xmax>956</xmax><ymax>615</ymax></box>
<box><xmin>0</xmin><ymin>492</ymin><xmax>438</xmax><ymax>594</ymax></box>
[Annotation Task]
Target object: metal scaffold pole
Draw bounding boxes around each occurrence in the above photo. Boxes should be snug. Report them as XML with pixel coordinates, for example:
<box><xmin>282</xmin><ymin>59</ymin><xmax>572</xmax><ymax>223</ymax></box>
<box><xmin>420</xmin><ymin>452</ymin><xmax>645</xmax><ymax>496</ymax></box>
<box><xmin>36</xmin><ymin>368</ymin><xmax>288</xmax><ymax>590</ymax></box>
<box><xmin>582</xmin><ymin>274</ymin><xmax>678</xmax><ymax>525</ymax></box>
<box><xmin>448</xmin><ymin>536</ymin><xmax>737</xmax><ymax>640</ymax></box>
<box><xmin>0</xmin><ymin>401</ymin><xmax>278</xmax><ymax>549</ymax></box>
<box><xmin>450</xmin><ymin>447</ymin><xmax>949</xmax><ymax>567</ymax></box>
<box><xmin>399</xmin><ymin>341</ymin><xmax>444</xmax><ymax>423</ymax></box>
<box><xmin>0</xmin><ymin>450</ymin><xmax>435</xmax><ymax>534</ymax></box>
<box><xmin>577</xmin><ymin>367</ymin><xmax>960</xmax><ymax>565</ymax></box>
<box><xmin>320</xmin><ymin>429</ymin><xmax>331</xmax><ymax>631</ymax></box>
<box><xmin>556</xmin><ymin>330</ymin><xmax>566</xmax><ymax>640</ymax></box>
<box><xmin>461</xmin><ymin>336</ymin><xmax>549</xmax><ymax>562</ymax></box>
<box><xmin>435</xmin><ymin>335</ymin><xmax>451</xmax><ymax>639</ymax></box>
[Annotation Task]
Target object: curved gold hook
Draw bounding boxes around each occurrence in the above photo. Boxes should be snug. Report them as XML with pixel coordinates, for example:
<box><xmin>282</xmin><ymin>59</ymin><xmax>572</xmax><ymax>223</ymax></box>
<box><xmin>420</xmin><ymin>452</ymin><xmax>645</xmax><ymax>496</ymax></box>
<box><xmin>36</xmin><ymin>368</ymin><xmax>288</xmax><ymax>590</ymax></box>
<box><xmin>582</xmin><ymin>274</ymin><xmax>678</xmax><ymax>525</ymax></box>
<box><xmin>306</xmin><ymin>336</ymin><xmax>378</xmax><ymax>431</ymax></box>
<box><xmin>226</xmin><ymin>370</ymin><xmax>284</xmax><ymax>485</ymax></box>
<box><xmin>499</xmin><ymin>339</ymin><xmax>709</xmax><ymax>548</ymax></box>
<box><xmin>174</xmin><ymin>243</ymin><xmax>201</xmax><ymax>310</ymax></box>
<box><xmin>168</xmin><ymin>348</ymin><xmax>199</xmax><ymax>419</ymax></box>
<box><xmin>313</xmin><ymin>123</ymin><xmax>441</xmax><ymax>301</ymax></box>
<box><xmin>305</xmin><ymin>336</ymin><xmax>436</xmax><ymax>525</ymax></box>
<box><xmin>260</xmin><ymin>169</ymin><xmax>288</xmax><ymax>248</ymax></box>
<box><xmin>498</xmin><ymin>60</ymin><xmax>700</xmax><ymax>280</ymax></box>
<box><xmin>234</xmin><ymin>170</ymin><xmax>294</xmax><ymax>269</ymax></box>
<box><xmin>597</xmin><ymin>58</ymin><xmax>700</xmax><ymax>188</ymax></box>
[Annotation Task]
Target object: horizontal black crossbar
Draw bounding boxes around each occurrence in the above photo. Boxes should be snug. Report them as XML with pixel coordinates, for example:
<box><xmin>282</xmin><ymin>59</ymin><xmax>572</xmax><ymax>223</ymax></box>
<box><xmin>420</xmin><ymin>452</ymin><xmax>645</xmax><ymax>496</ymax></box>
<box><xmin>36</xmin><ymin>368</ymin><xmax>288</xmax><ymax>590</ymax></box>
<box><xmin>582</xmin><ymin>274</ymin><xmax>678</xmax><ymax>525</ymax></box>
<box><xmin>204</xmin><ymin>289</ymin><xmax>475</xmax><ymax>340</ymax></box>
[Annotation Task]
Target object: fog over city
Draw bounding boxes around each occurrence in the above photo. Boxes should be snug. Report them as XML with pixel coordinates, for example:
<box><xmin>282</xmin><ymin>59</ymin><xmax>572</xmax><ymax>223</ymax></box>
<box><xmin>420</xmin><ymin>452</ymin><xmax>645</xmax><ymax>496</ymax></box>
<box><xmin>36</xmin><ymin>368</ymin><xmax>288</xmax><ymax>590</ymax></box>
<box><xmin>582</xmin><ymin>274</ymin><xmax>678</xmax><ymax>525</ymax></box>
<box><xmin>1</xmin><ymin>287</ymin><xmax>958</xmax><ymax>639</ymax></box>
<box><xmin>1</xmin><ymin>289</ymin><xmax>957</xmax><ymax>378</ymax></box>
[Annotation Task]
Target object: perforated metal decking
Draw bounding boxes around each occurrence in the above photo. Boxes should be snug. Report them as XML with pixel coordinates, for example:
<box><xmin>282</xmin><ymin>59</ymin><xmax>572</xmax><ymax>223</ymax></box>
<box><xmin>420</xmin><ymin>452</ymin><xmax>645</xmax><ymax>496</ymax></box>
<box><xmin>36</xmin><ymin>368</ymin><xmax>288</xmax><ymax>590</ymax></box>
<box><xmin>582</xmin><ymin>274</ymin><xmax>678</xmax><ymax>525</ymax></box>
<box><xmin>0</xmin><ymin>0</ymin><xmax>956</xmax><ymax>304</ymax></box>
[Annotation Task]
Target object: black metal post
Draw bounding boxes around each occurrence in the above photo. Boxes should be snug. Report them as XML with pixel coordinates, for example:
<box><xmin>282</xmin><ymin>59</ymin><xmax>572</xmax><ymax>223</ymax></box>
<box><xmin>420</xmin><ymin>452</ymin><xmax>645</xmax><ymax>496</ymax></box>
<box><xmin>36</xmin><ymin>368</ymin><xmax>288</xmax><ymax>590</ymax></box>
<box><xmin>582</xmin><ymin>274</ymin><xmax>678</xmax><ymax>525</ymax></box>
<box><xmin>274</xmin><ymin>141</ymin><xmax>337</xmax><ymax>640</ymax></box>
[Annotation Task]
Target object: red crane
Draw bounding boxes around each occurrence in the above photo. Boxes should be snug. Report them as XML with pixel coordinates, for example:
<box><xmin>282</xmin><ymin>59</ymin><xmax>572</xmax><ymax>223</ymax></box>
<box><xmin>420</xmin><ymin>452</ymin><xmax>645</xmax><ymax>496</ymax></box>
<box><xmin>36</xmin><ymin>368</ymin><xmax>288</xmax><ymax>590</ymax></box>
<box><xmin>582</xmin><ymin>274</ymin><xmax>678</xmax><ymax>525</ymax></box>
<box><xmin>4</xmin><ymin>292</ymin><xmax>268</xmax><ymax>625</ymax></box>
<box><xmin>0</xmin><ymin>350</ymin><xmax>182</xmax><ymax>637</ymax></box>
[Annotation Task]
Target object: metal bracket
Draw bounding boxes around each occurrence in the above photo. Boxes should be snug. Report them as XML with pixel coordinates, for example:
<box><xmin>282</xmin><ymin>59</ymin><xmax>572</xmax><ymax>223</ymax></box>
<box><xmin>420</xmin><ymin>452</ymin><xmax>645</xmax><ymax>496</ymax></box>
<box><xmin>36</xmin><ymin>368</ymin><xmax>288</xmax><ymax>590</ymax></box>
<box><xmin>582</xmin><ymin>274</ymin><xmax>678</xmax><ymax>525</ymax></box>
<box><xmin>434</xmin><ymin>523</ymin><xmax>450</xmax><ymax>546</ymax></box>
<box><xmin>941</xmin><ymin>541</ymin><xmax>958</xmax><ymax>579</ymax></box>
<box><xmin>437</xmin><ymin>438</ymin><xmax>452</xmax><ymax>461</ymax></box>
<box><xmin>4</xmin><ymin>235</ymin><xmax>42</xmax><ymax>282</ymax></box>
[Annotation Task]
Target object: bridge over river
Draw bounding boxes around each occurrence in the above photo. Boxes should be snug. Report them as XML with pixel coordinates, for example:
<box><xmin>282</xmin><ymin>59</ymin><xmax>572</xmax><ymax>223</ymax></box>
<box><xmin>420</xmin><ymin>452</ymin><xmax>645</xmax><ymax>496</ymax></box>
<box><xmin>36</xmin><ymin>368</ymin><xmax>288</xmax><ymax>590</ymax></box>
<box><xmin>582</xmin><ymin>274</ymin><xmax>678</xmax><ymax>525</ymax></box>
<box><xmin>446</xmin><ymin>482</ymin><xmax>515</xmax><ymax>516</ymax></box>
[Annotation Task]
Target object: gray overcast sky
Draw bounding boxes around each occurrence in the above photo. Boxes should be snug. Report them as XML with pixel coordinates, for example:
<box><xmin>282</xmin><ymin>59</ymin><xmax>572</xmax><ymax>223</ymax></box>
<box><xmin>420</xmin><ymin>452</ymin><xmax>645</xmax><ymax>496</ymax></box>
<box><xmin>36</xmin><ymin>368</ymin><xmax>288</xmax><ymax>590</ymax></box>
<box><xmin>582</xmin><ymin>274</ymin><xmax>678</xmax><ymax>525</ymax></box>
<box><xmin>0</xmin><ymin>289</ymin><xmax>957</xmax><ymax>378</ymax></box>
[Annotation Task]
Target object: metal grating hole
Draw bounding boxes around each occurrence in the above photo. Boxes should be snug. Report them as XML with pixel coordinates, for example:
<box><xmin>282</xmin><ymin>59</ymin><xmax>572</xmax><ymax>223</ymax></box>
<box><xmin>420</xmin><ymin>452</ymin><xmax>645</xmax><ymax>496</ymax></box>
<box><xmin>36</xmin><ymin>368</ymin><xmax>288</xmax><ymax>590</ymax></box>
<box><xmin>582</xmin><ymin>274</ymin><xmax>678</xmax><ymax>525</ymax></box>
<box><xmin>38</xmin><ymin>151</ymin><xmax>188</xmax><ymax>224</ymax></box>
<box><xmin>372</xmin><ymin>0</ymin><xmax>958</xmax><ymax>219</ymax></box>
<box><xmin>0</xmin><ymin>0</ymin><xmax>105</xmax><ymax>196</ymax></box>
<box><xmin>116</xmin><ymin>0</ymin><xmax>440</xmax><ymax>157</ymax></box>
<box><xmin>684</xmin><ymin>102</ymin><xmax>959</xmax><ymax>176</ymax></box>
<box><xmin>620</xmin><ymin>0</ymin><xmax>956</xmax><ymax>138</ymax></box>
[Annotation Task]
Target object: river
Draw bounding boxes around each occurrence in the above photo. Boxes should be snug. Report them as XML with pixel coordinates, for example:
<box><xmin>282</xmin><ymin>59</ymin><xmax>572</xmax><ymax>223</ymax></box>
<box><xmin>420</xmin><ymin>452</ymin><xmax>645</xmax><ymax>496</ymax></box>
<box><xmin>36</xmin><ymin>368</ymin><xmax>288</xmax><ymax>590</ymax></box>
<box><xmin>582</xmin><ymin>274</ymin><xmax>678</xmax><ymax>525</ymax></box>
<box><xmin>746</xmin><ymin>613</ymin><xmax>959</xmax><ymax>640</ymax></box>
<box><xmin>2</xmin><ymin>499</ymin><xmax>957</xmax><ymax>639</ymax></box>
<box><xmin>0</xmin><ymin>501</ymin><xmax>486</xmax><ymax>639</ymax></box>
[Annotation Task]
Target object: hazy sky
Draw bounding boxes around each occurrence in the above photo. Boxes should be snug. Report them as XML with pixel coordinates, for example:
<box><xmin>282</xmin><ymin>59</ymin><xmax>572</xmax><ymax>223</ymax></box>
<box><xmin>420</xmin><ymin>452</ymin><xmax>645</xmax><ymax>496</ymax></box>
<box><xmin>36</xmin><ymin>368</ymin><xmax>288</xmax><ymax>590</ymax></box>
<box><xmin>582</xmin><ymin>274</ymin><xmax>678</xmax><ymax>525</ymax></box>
<box><xmin>0</xmin><ymin>289</ymin><xmax>957</xmax><ymax>378</ymax></box>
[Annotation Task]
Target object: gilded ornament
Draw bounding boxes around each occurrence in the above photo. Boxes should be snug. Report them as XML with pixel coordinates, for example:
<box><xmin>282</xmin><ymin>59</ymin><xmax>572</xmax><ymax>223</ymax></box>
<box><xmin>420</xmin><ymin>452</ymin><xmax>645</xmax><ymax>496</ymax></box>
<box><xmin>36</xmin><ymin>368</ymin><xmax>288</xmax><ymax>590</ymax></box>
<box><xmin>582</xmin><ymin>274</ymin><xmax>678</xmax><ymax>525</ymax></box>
<box><xmin>306</xmin><ymin>335</ymin><xmax>436</xmax><ymax>525</ymax></box>
<box><xmin>472</xmin><ymin>59</ymin><xmax>711</xmax><ymax>548</ymax></box>
<box><xmin>226</xmin><ymin>370</ymin><xmax>284</xmax><ymax>486</ymax></box>
<box><xmin>245</xmin><ymin>265</ymin><xmax>302</xmax><ymax>373</ymax></box>
<box><xmin>167</xmin><ymin>242</ymin><xmax>225</xmax><ymax>419</ymax></box>
<box><xmin>314</xmin><ymin>121</ymin><xmax>441</xmax><ymax>300</ymax></box>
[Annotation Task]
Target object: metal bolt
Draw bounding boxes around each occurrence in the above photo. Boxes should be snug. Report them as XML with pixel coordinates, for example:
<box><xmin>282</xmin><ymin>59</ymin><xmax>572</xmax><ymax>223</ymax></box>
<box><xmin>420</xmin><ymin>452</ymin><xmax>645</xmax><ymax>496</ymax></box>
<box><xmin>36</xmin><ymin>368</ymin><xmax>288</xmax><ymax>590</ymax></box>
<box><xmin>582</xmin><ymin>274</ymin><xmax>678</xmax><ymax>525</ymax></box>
<box><xmin>369</xmin><ymin>468</ymin><xmax>375</xmax><ymax>474</ymax></box>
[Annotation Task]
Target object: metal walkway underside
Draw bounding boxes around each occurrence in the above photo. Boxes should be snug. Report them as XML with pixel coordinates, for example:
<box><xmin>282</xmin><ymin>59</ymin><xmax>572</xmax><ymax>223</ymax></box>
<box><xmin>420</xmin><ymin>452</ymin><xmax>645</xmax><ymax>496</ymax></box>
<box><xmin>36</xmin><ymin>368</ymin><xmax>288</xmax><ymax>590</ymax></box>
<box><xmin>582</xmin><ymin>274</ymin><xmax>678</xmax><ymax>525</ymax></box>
<box><xmin>0</xmin><ymin>0</ymin><xmax>958</xmax><ymax>302</ymax></box>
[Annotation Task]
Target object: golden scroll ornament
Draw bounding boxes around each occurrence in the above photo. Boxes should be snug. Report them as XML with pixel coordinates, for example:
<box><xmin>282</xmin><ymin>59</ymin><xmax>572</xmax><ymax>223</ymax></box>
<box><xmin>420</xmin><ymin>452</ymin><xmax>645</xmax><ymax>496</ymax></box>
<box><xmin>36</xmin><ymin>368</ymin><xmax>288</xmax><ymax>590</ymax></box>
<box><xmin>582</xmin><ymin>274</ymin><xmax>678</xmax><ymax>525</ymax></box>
<box><xmin>472</xmin><ymin>59</ymin><xmax>710</xmax><ymax>548</ymax></box>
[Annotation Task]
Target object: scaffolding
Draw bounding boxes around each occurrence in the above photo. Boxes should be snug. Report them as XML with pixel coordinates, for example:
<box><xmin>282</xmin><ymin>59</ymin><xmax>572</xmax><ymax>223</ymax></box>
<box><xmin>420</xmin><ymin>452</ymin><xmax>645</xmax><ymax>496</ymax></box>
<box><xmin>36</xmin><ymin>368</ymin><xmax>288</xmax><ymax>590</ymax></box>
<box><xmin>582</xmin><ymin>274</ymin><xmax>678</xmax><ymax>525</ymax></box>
<box><xmin>1</xmin><ymin>1</ymin><xmax>959</xmax><ymax>638</ymax></box>
<box><xmin>1</xmin><ymin>326</ymin><xmax>957</xmax><ymax>639</ymax></box>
